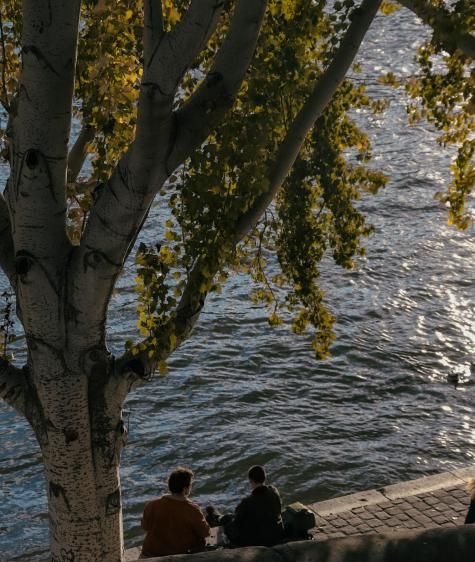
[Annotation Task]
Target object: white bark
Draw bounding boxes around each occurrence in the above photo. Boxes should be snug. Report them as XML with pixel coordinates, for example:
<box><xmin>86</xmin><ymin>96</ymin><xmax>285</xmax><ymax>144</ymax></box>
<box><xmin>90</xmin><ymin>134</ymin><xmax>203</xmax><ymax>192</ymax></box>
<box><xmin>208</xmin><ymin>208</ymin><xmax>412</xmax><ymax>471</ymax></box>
<box><xmin>11</xmin><ymin>0</ymin><xmax>80</xmax><ymax>243</ymax></box>
<box><xmin>7</xmin><ymin>1</ymin><xmax>80</xmax><ymax>342</ymax></box>
<box><xmin>29</xmin><ymin>342</ymin><xmax>127</xmax><ymax>562</ymax></box>
<box><xmin>1</xmin><ymin>3</ymin><xmax>129</xmax><ymax>560</ymax></box>
<box><xmin>144</xmin><ymin>0</ymin><xmax>225</xmax><ymax>84</ymax></box>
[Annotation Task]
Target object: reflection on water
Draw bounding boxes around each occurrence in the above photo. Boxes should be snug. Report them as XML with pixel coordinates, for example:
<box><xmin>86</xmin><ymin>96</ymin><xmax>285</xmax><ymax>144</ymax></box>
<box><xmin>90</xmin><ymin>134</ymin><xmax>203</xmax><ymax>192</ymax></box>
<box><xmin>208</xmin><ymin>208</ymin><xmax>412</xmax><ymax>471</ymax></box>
<box><xmin>0</xmin><ymin>9</ymin><xmax>474</xmax><ymax>561</ymax></box>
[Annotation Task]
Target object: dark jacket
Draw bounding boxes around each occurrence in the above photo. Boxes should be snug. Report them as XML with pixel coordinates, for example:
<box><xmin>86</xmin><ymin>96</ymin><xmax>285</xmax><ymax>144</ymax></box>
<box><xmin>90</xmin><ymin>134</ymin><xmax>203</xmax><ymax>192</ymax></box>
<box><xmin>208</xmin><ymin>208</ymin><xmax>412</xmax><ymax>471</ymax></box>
<box><xmin>228</xmin><ymin>484</ymin><xmax>284</xmax><ymax>547</ymax></box>
<box><xmin>465</xmin><ymin>500</ymin><xmax>475</xmax><ymax>524</ymax></box>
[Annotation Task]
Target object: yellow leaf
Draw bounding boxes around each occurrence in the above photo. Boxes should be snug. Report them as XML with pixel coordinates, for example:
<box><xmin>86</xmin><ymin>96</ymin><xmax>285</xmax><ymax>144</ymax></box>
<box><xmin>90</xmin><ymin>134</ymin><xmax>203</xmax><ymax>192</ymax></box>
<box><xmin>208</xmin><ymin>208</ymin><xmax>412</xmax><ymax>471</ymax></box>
<box><xmin>159</xmin><ymin>361</ymin><xmax>168</xmax><ymax>376</ymax></box>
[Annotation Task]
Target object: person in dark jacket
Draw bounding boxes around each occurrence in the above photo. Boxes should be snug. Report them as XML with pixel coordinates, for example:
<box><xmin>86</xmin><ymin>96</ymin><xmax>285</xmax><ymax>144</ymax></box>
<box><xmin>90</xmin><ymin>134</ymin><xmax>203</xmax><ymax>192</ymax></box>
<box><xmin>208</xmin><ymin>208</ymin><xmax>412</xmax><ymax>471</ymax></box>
<box><xmin>224</xmin><ymin>465</ymin><xmax>284</xmax><ymax>547</ymax></box>
<box><xmin>464</xmin><ymin>478</ymin><xmax>475</xmax><ymax>524</ymax></box>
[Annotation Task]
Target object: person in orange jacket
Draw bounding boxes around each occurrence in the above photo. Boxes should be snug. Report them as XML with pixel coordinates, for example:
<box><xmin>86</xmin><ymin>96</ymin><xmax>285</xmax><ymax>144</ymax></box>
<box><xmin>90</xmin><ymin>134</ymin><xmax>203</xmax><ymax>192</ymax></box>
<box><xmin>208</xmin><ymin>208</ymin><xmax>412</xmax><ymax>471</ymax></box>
<box><xmin>140</xmin><ymin>467</ymin><xmax>210</xmax><ymax>558</ymax></box>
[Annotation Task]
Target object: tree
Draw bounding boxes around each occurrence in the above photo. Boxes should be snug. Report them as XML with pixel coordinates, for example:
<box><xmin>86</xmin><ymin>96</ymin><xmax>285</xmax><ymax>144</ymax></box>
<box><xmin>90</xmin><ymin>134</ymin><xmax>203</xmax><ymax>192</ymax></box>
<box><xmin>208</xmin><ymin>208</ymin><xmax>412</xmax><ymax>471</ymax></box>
<box><xmin>0</xmin><ymin>0</ymin><xmax>473</xmax><ymax>560</ymax></box>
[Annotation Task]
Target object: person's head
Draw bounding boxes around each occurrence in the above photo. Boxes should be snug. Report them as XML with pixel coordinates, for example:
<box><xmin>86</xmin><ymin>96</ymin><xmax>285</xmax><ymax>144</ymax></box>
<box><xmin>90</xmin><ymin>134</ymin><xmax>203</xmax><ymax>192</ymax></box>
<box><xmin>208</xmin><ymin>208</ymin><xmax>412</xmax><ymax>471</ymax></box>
<box><xmin>168</xmin><ymin>467</ymin><xmax>194</xmax><ymax>496</ymax></box>
<box><xmin>248</xmin><ymin>465</ymin><xmax>266</xmax><ymax>489</ymax></box>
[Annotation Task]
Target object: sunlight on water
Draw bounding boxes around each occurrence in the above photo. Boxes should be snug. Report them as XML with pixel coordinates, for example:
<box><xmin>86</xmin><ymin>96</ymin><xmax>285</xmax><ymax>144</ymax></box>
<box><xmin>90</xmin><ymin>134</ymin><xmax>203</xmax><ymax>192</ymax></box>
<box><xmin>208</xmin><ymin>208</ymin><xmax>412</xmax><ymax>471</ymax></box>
<box><xmin>0</xmin><ymin>8</ymin><xmax>474</xmax><ymax>561</ymax></box>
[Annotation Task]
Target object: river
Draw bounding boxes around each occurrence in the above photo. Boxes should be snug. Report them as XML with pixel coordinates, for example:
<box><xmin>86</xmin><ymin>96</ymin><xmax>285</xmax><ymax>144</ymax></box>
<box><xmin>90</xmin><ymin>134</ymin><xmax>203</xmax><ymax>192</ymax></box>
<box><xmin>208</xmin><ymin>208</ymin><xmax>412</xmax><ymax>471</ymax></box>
<box><xmin>0</xmin><ymin>8</ymin><xmax>474</xmax><ymax>561</ymax></box>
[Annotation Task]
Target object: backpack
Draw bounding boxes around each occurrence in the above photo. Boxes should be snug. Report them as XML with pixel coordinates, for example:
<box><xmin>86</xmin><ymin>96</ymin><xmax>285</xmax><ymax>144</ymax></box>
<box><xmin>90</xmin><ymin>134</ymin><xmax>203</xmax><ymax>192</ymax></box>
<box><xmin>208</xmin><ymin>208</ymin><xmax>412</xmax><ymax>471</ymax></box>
<box><xmin>282</xmin><ymin>502</ymin><xmax>316</xmax><ymax>541</ymax></box>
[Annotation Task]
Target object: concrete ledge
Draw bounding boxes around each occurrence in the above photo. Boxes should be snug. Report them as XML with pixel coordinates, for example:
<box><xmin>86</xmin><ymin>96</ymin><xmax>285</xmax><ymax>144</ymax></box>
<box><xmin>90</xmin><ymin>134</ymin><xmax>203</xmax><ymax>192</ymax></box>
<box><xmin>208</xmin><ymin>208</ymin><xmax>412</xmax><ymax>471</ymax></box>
<box><xmin>379</xmin><ymin>472</ymin><xmax>467</xmax><ymax>500</ymax></box>
<box><xmin>308</xmin><ymin>466</ymin><xmax>475</xmax><ymax>514</ymax></box>
<box><xmin>309</xmin><ymin>489</ymin><xmax>388</xmax><ymax>516</ymax></box>
<box><xmin>126</xmin><ymin>525</ymin><xmax>475</xmax><ymax>562</ymax></box>
<box><xmin>450</xmin><ymin>466</ymin><xmax>475</xmax><ymax>482</ymax></box>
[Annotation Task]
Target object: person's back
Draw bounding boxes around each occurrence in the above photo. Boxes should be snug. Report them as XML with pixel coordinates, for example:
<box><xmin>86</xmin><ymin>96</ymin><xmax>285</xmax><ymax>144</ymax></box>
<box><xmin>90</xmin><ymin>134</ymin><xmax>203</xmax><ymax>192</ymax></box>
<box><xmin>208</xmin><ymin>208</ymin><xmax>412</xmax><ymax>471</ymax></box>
<box><xmin>233</xmin><ymin>482</ymin><xmax>283</xmax><ymax>546</ymax></box>
<box><xmin>464</xmin><ymin>479</ymin><xmax>475</xmax><ymax>525</ymax></box>
<box><xmin>141</xmin><ymin>467</ymin><xmax>210</xmax><ymax>558</ymax></box>
<box><xmin>226</xmin><ymin>465</ymin><xmax>284</xmax><ymax>547</ymax></box>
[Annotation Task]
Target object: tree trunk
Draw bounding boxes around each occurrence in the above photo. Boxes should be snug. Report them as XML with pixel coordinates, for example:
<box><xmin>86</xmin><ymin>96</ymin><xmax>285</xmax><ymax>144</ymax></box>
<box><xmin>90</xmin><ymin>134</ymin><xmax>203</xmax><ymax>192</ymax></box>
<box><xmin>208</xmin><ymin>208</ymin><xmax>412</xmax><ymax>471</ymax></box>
<box><xmin>27</xmin><ymin>346</ymin><xmax>127</xmax><ymax>562</ymax></box>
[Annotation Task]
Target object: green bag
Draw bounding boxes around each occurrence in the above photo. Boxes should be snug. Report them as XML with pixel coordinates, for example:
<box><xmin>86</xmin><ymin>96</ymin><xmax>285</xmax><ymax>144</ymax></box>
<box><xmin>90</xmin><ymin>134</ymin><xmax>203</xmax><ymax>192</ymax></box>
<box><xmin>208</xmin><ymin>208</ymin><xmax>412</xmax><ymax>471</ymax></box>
<box><xmin>282</xmin><ymin>502</ymin><xmax>316</xmax><ymax>540</ymax></box>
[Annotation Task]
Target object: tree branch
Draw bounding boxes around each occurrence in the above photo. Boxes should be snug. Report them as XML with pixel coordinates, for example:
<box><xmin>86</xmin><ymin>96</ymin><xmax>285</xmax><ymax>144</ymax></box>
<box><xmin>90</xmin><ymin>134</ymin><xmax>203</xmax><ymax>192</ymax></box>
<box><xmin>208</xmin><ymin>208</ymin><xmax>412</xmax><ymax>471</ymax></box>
<box><xmin>0</xmin><ymin>191</ymin><xmax>16</xmax><ymax>287</ymax></box>
<box><xmin>145</xmin><ymin>0</ymin><xmax>226</xmax><ymax>92</ymax></box>
<box><xmin>0</xmin><ymin>358</ymin><xmax>27</xmax><ymax>416</ymax></box>
<box><xmin>67</xmin><ymin>125</ymin><xmax>95</xmax><ymax>183</ymax></box>
<box><xmin>66</xmin><ymin>157</ymin><xmax>150</xmax><ymax>352</ymax></box>
<box><xmin>168</xmin><ymin>0</ymin><xmax>268</xmax><ymax>170</ymax></box>
<box><xmin>398</xmin><ymin>0</ymin><xmax>475</xmax><ymax>59</ymax></box>
<box><xmin>144</xmin><ymin>0</ymin><xmax>164</xmax><ymax>64</ymax></box>
<box><xmin>67</xmin><ymin>1</ymin><xmax>228</xmax><ymax>352</ymax></box>
<box><xmin>13</xmin><ymin>1</ymin><xmax>82</xmax><ymax>217</ymax></box>
<box><xmin>7</xmin><ymin>0</ymin><xmax>82</xmax><ymax>345</ymax></box>
<box><xmin>115</xmin><ymin>259</ymin><xmax>207</xmax><ymax>386</ymax></box>
<box><xmin>234</xmin><ymin>0</ymin><xmax>383</xmax><ymax>241</ymax></box>
<box><xmin>114</xmin><ymin>0</ymin><xmax>382</xmax><ymax>388</ymax></box>
<box><xmin>7</xmin><ymin>1</ymin><xmax>81</xmax><ymax>344</ymax></box>
<box><xmin>108</xmin><ymin>0</ymin><xmax>267</xmax><ymax>391</ymax></box>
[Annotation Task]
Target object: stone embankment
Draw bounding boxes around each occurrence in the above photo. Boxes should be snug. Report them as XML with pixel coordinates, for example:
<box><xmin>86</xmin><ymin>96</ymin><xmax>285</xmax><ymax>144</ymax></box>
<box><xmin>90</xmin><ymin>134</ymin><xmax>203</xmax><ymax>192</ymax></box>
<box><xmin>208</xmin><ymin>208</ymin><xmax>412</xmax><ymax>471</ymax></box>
<box><xmin>126</xmin><ymin>465</ymin><xmax>475</xmax><ymax>562</ymax></box>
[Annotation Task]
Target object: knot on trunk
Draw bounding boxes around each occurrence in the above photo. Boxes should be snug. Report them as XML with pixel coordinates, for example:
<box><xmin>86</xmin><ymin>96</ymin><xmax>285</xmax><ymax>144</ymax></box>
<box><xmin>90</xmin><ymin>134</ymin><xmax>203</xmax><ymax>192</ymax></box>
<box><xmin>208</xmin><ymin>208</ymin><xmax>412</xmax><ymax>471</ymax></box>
<box><xmin>49</xmin><ymin>481</ymin><xmax>71</xmax><ymax>511</ymax></box>
<box><xmin>83</xmin><ymin>248</ymin><xmax>120</xmax><ymax>273</ymax></box>
<box><xmin>25</xmin><ymin>149</ymin><xmax>39</xmax><ymax>169</ymax></box>
<box><xmin>120</xmin><ymin>358</ymin><xmax>145</xmax><ymax>379</ymax></box>
<box><xmin>15</xmin><ymin>251</ymin><xmax>34</xmax><ymax>278</ymax></box>
<box><xmin>106</xmin><ymin>488</ymin><xmax>121</xmax><ymax>516</ymax></box>
<box><xmin>64</xmin><ymin>428</ymin><xmax>79</xmax><ymax>444</ymax></box>
<box><xmin>81</xmin><ymin>346</ymin><xmax>112</xmax><ymax>378</ymax></box>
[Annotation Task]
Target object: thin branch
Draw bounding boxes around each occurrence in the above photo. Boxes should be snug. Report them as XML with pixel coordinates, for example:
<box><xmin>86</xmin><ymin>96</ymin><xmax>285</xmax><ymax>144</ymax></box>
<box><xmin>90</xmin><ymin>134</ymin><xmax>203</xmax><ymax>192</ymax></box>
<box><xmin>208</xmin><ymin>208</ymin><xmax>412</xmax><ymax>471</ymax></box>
<box><xmin>115</xmin><ymin>260</ymin><xmax>207</xmax><ymax>385</ymax></box>
<box><xmin>233</xmin><ymin>0</ymin><xmax>383</xmax><ymax>242</ymax></box>
<box><xmin>398</xmin><ymin>0</ymin><xmax>475</xmax><ymax>59</ymax></box>
<box><xmin>67</xmin><ymin>125</ymin><xmax>95</xmax><ymax>183</ymax></box>
<box><xmin>0</xmin><ymin>191</ymin><xmax>16</xmax><ymax>288</ymax></box>
<box><xmin>168</xmin><ymin>0</ymin><xmax>268</xmax><ymax>170</ymax></box>
<box><xmin>0</xmin><ymin>358</ymin><xmax>27</xmax><ymax>416</ymax></box>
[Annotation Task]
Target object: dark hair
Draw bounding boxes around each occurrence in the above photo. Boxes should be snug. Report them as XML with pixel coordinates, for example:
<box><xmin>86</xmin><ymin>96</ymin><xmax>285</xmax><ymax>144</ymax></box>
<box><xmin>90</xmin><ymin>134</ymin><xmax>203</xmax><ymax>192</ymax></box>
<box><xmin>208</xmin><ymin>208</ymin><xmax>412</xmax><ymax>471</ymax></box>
<box><xmin>248</xmin><ymin>465</ymin><xmax>266</xmax><ymax>484</ymax></box>
<box><xmin>168</xmin><ymin>467</ymin><xmax>194</xmax><ymax>494</ymax></box>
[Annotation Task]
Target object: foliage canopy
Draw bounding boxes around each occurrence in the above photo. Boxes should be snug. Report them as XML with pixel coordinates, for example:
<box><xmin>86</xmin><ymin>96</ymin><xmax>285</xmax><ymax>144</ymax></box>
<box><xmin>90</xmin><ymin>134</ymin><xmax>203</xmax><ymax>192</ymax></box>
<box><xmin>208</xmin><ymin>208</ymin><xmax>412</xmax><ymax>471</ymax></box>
<box><xmin>0</xmin><ymin>0</ymin><xmax>473</xmax><ymax>363</ymax></box>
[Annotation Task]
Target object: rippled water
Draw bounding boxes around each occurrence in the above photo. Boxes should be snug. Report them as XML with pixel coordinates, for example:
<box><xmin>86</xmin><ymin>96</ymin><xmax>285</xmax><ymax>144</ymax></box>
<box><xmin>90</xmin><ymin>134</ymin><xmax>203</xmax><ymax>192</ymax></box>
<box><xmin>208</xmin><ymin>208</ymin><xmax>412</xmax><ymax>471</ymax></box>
<box><xmin>1</xmin><ymin>10</ymin><xmax>474</xmax><ymax>561</ymax></box>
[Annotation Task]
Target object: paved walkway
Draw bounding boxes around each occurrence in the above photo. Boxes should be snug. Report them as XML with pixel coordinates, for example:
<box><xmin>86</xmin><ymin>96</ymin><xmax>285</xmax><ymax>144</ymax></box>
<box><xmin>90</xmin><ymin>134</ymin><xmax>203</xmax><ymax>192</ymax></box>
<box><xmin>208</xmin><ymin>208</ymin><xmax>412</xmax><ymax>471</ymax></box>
<box><xmin>308</xmin><ymin>466</ymin><xmax>474</xmax><ymax>540</ymax></box>
<box><xmin>126</xmin><ymin>465</ymin><xmax>475</xmax><ymax>560</ymax></box>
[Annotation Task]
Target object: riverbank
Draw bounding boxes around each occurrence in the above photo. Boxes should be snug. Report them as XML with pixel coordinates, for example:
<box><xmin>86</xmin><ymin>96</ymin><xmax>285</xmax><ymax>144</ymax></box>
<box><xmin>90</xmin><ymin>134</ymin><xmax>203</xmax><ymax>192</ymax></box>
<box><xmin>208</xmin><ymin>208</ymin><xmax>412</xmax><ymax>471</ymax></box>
<box><xmin>125</xmin><ymin>465</ymin><xmax>474</xmax><ymax>560</ymax></box>
<box><xmin>309</xmin><ymin>465</ymin><xmax>474</xmax><ymax>539</ymax></box>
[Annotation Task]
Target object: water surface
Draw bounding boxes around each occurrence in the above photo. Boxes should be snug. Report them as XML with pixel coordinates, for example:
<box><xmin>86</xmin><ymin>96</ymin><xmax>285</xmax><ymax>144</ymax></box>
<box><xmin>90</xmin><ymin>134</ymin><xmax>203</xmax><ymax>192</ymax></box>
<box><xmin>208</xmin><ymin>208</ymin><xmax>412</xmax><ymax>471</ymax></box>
<box><xmin>0</xmin><ymin>9</ymin><xmax>474</xmax><ymax>561</ymax></box>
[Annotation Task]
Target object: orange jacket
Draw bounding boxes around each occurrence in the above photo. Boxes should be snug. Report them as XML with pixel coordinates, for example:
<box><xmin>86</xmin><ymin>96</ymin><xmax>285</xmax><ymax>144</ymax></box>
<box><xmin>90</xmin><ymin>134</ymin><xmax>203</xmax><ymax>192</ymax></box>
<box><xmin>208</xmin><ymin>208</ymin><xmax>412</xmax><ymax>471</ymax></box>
<box><xmin>141</xmin><ymin>495</ymin><xmax>210</xmax><ymax>557</ymax></box>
